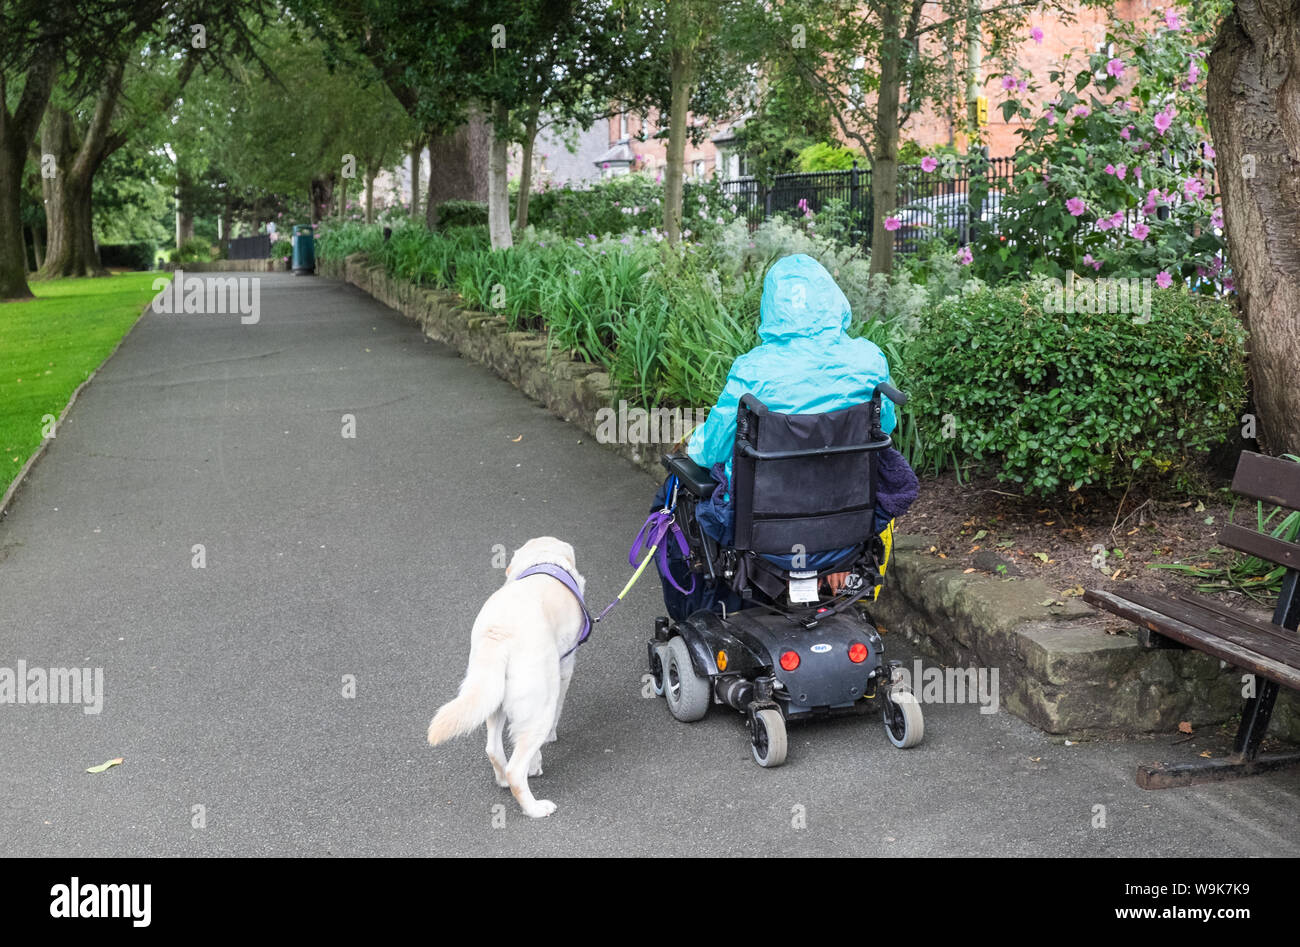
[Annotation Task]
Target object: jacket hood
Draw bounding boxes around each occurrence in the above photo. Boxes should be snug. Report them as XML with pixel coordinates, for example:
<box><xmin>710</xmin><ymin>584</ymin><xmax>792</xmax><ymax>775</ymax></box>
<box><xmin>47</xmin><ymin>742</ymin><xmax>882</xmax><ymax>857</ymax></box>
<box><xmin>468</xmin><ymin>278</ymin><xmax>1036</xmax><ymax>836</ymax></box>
<box><xmin>757</xmin><ymin>254</ymin><xmax>852</xmax><ymax>342</ymax></box>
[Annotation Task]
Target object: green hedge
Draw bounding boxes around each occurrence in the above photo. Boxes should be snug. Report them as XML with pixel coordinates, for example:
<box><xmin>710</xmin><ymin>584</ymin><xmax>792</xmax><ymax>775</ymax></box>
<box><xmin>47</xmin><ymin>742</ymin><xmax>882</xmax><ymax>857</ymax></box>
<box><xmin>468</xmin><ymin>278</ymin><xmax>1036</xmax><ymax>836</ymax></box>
<box><xmin>98</xmin><ymin>242</ymin><xmax>156</xmax><ymax>271</ymax></box>
<box><xmin>909</xmin><ymin>281</ymin><xmax>1247</xmax><ymax>495</ymax></box>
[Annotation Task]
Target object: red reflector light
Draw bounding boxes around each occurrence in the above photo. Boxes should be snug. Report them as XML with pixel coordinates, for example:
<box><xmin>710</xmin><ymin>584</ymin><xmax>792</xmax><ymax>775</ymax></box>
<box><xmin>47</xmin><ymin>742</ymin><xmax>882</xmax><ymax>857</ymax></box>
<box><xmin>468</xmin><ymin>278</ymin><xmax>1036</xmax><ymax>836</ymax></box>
<box><xmin>779</xmin><ymin>650</ymin><xmax>800</xmax><ymax>672</ymax></box>
<box><xmin>849</xmin><ymin>642</ymin><xmax>868</xmax><ymax>663</ymax></box>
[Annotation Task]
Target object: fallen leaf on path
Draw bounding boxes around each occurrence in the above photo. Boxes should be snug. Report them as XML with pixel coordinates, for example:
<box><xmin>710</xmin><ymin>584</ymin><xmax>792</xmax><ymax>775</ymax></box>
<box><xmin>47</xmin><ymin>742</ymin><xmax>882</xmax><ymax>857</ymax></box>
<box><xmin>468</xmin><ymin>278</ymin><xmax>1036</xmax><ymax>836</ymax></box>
<box><xmin>511</xmin><ymin>435</ymin><xmax>523</xmax><ymax>442</ymax></box>
<box><xmin>86</xmin><ymin>758</ymin><xmax>123</xmax><ymax>774</ymax></box>
<box><xmin>1028</xmin><ymin>756</ymin><xmax>1042</xmax><ymax>763</ymax></box>
<box><xmin>963</xmin><ymin>568</ymin><xmax>976</xmax><ymax>574</ymax></box>
<box><xmin>1200</xmin><ymin>750</ymin><xmax>1213</xmax><ymax>758</ymax></box>
<box><xmin>1178</xmin><ymin>721</ymin><xmax>1193</xmax><ymax>734</ymax></box>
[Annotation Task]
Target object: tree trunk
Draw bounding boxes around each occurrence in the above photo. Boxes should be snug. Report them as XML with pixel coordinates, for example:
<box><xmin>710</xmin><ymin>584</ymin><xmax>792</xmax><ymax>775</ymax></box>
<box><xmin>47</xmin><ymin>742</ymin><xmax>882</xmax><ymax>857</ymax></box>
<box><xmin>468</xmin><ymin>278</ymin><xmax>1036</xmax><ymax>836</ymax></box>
<box><xmin>515</xmin><ymin>109</ymin><xmax>539</xmax><ymax>232</ymax></box>
<box><xmin>36</xmin><ymin>107</ymin><xmax>108</xmax><ymax>279</ymax></box>
<box><xmin>1208</xmin><ymin>0</ymin><xmax>1300</xmax><ymax>454</ymax></box>
<box><xmin>663</xmin><ymin>18</ymin><xmax>693</xmax><ymax>245</ymax></box>
<box><xmin>338</xmin><ymin>176</ymin><xmax>348</xmax><ymax>219</ymax></box>
<box><xmin>220</xmin><ymin>199</ymin><xmax>233</xmax><ymax>257</ymax></box>
<box><xmin>487</xmin><ymin>100</ymin><xmax>513</xmax><ymax>249</ymax></box>
<box><xmin>870</xmin><ymin>4</ymin><xmax>903</xmax><ymax>275</ymax></box>
<box><xmin>365</xmin><ymin>168</ymin><xmax>376</xmax><ymax>225</ymax></box>
<box><xmin>0</xmin><ymin>55</ymin><xmax>59</xmax><ymax>300</ymax></box>
<box><xmin>425</xmin><ymin>114</ymin><xmax>491</xmax><ymax>229</ymax></box>
<box><xmin>409</xmin><ymin>137</ymin><xmax>422</xmax><ymax>219</ymax></box>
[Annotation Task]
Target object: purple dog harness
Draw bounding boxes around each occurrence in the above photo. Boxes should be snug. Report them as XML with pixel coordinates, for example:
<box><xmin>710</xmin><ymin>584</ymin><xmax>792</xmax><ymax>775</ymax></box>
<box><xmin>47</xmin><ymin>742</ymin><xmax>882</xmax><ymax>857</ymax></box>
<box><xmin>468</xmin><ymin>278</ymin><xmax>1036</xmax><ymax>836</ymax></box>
<box><xmin>513</xmin><ymin>481</ymin><xmax>693</xmax><ymax>660</ymax></box>
<box><xmin>513</xmin><ymin>563</ymin><xmax>593</xmax><ymax>660</ymax></box>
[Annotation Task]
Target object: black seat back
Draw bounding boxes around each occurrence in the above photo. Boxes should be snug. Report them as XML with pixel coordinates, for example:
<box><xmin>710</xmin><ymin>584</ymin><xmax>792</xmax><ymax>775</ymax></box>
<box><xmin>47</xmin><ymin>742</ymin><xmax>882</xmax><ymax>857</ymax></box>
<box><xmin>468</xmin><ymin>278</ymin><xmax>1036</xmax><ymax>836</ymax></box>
<box><xmin>731</xmin><ymin>394</ymin><xmax>887</xmax><ymax>555</ymax></box>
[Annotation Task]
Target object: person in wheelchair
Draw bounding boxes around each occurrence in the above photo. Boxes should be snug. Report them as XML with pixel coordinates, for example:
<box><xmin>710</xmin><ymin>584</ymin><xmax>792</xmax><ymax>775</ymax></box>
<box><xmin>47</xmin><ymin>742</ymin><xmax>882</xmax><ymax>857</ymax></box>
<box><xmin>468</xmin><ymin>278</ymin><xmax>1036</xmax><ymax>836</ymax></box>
<box><xmin>653</xmin><ymin>253</ymin><xmax>917</xmax><ymax>621</ymax></box>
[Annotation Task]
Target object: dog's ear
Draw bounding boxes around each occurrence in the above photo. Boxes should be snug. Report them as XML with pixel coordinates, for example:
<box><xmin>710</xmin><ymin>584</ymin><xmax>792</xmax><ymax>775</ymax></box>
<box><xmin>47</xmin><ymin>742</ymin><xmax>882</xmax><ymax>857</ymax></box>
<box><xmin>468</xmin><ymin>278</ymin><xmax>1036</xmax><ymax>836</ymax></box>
<box><xmin>504</xmin><ymin>545</ymin><xmax>525</xmax><ymax>581</ymax></box>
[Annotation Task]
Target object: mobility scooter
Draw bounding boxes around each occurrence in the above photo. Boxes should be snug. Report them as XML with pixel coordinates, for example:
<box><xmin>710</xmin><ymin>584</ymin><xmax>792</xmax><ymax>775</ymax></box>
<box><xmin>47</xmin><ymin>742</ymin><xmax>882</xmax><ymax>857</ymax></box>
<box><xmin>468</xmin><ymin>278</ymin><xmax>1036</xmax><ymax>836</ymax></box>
<box><xmin>646</xmin><ymin>384</ymin><xmax>922</xmax><ymax>767</ymax></box>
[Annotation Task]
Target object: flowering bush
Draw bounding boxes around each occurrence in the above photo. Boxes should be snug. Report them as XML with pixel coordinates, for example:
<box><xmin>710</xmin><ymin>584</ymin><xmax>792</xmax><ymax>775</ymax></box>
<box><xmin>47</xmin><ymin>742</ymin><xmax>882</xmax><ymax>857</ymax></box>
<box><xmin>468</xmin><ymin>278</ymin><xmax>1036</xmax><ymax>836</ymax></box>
<box><xmin>972</xmin><ymin>3</ymin><xmax>1227</xmax><ymax>289</ymax></box>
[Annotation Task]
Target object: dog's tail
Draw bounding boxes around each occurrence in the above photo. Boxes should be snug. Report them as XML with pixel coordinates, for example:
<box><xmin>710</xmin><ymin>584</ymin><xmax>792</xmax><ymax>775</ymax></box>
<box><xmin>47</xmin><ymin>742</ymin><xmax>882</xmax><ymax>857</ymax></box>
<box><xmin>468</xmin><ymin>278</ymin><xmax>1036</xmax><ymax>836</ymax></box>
<box><xmin>427</xmin><ymin>632</ymin><xmax>509</xmax><ymax>746</ymax></box>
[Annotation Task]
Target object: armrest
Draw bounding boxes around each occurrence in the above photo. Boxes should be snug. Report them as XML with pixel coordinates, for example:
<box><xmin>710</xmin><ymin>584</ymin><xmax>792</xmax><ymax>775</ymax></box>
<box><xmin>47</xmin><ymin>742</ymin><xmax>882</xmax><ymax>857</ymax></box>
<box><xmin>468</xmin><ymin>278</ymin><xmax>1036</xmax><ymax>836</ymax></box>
<box><xmin>661</xmin><ymin>452</ymin><xmax>718</xmax><ymax>498</ymax></box>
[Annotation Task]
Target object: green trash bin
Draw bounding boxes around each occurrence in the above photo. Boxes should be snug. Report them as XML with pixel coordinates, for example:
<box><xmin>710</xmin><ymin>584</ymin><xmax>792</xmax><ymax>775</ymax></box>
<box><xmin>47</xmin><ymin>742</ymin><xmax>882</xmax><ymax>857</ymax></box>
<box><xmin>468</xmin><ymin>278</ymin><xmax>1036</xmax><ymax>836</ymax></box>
<box><xmin>292</xmin><ymin>225</ymin><xmax>315</xmax><ymax>275</ymax></box>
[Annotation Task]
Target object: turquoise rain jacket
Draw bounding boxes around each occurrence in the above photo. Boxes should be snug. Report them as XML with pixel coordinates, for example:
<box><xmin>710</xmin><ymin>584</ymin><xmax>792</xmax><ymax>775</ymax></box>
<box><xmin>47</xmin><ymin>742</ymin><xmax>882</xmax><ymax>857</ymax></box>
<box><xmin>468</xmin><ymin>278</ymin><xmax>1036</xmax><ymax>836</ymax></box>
<box><xmin>686</xmin><ymin>253</ymin><xmax>897</xmax><ymax>487</ymax></box>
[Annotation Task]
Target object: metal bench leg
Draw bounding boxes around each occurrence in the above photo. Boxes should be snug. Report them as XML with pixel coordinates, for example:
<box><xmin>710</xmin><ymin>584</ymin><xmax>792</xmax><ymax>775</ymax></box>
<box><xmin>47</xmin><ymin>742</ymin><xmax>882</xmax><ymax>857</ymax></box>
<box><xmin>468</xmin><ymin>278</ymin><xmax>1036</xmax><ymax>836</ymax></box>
<box><xmin>1136</xmin><ymin>684</ymin><xmax>1300</xmax><ymax>789</ymax></box>
<box><xmin>1233</xmin><ymin>679</ymin><xmax>1279</xmax><ymax>761</ymax></box>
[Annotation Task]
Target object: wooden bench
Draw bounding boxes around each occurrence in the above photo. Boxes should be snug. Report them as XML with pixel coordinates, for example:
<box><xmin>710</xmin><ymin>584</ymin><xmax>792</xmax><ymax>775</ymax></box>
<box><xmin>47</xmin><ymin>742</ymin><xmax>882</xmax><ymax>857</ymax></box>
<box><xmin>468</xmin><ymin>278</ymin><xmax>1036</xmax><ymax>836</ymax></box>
<box><xmin>1085</xmin><ymin>451</ymin><xmax>1300</xmax><ymax>789</ymax></box>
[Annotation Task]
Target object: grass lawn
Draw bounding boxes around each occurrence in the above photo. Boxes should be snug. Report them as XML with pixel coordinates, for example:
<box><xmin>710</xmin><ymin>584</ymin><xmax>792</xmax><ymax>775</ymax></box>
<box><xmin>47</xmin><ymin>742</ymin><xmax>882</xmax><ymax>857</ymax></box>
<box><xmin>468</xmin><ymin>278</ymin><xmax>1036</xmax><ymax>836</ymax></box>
<box><xmin>0</xmin><ymin>273</ymin><xmax>167</xmax><ymax>499</ymax></box>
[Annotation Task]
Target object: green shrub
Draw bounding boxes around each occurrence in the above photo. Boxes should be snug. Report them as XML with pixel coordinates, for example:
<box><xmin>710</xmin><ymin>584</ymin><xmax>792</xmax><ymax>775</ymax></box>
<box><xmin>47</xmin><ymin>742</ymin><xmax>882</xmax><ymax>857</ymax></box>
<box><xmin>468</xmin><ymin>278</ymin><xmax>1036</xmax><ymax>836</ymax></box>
<box><xmin>794</xmin><ymin>142</ymin><xmax>864</xmax><ymax>172</ymax></box>
<box><xmin>909</xmin><ymin>282</ymin><xmax>1247</xmax><ymax>496</ymax></box>
<box><xmin>172</xmin><ymin>238</ymin><xmax>213</xmax><ymax>264</ymax></box>
<box><xmin>98</xmin><ymin>242</ymin><xmax>156</xmax><ymax>270</ymax></box>
<box><xmin>435</xmin><ymin>200</ymin><xmax>488</xmax><ymax>229</ymax></box>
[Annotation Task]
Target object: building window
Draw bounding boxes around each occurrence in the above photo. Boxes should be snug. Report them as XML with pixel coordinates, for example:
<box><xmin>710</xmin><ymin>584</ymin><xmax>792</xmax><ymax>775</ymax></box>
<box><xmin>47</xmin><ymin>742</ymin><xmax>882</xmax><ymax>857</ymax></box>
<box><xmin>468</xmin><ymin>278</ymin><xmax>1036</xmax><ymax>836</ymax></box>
<box><xmin>619</xmin><ymin>113</ymin><xmax>628</xmax><ymax>139</ymax></box>
<box><xmin>693</xmin><ymin>159</ymin><xmax>705</xmax><ymax>179</ymax></box>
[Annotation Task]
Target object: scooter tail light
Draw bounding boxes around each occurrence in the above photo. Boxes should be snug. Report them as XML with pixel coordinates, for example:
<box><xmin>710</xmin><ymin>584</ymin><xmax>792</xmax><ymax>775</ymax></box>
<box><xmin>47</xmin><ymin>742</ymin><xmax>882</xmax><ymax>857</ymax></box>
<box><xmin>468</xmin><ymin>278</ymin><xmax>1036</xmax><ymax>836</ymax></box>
<box><xmin>849</xmin><ymin>642</ymin><xmax>868</xmax><ymax>664</ymax></box>
<box><xmin>779</xmin><ymin>650</ymin><xmax>800</xmax><ymax>672</ymax></box>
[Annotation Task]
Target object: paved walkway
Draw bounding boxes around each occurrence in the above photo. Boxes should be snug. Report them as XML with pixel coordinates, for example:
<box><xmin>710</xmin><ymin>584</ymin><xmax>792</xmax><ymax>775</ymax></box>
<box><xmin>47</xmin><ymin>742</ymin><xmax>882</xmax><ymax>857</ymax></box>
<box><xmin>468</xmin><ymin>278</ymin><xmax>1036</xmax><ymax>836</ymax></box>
<box><xmin>1</xmin><ymin>273</ymin><xmax>1297</xmax><ymax>855</ymax></box>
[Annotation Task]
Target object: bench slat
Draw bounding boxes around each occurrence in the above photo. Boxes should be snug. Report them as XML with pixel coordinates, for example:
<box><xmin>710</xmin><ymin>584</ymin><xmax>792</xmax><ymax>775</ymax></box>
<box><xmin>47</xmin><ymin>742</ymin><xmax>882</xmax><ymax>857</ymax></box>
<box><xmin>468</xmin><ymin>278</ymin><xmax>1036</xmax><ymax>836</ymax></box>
<box><xmin>1119</xmin><ymin>586</ymin><xmax>1300</xmax><ymax>646</ymax></box>
<box><xmin>1084</xmin><ymin>588</ymin><xmax>1300</xmax><ymax>690</ymax></box>
<box><xmin>1116</xmin><ymin>588</ymin><xmax>1300</xmax><ymax>655</ymax></box>
<box><xmin>1231</xmin><ymin>451</ymin><xmax>1300</xmax><ymax>511</ymax></box>
<box><xmin>1219</xmin><ymin>522</ymin><xmax>1300</xmax><ymax>571</ymax></box>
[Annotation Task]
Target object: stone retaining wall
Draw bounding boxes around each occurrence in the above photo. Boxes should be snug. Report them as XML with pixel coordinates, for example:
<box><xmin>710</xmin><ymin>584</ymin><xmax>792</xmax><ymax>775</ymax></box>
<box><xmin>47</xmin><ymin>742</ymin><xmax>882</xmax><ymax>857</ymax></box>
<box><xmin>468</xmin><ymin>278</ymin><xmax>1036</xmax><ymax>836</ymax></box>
<box><xmin>320</xmin><ymin>251</ymin><xmax>1298</xmax><ymax>743</ymax></box>
<box><xmin>160</xmin><ymin>260</ymin><xmax>288</xmax><ymax>273</ymax></box>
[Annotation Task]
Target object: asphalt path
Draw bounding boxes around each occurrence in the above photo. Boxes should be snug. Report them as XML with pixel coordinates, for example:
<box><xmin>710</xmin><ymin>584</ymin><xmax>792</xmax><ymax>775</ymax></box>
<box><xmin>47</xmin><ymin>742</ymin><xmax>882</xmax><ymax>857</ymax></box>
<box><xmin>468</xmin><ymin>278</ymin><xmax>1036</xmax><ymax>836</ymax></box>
<box><xmin>1</xmin><ymin>272</ymin><xmax>1297</xmax><ymax>856</ymax></box>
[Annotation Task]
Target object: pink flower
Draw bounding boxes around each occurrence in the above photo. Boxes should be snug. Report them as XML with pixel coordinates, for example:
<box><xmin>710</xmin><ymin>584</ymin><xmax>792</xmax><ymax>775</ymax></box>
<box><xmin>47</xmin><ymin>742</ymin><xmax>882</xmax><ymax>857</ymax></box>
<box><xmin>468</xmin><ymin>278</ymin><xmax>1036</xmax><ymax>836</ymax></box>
<box><xmin>1187</xmin><ymin>61</ymin><xmax>1201</xmax><ymax>85</ymax></box>
<box><xmin>1154</xmin><ymin>107</ymin><xmax>1175</xmax><ymax>135</ymax></box>
<box><xmin>1132</xmin><ymin>222</ymin><xmax>1150</xmax><ymax>240</ymax></box>
<box><xmin>921</xmin><ymin>156</ymin><xmax>939</xmax><ymax>172</ymax></box>
<box><xmin>1210</xmin><ymin>207</ymin><xmax>1224</xmax><ymax>229</ymax></box>
<box><xmin>1047</xmin><ymin>111</ymin><xmax>1058</xmax><ymax>127</ymax></box>
<box><xmin>1111</xmin><ymin>211</ymin><xmax>1125</xmax><ymax>227</ymax></box>
<box><xmin>1097</xmin><ymin>216</ymin><xmax>1113</xmax><ymax>232</ymax></box>
<box><xmin>1204</xmin><ymin>143</ymin><xmax>1216</xmax><ymax>159</ymax></box>
<box><xmin>1106</xmin><ymin>58</ymin><xmax>1125</xmax><ymax>79</ymax></box>
<box><xmin>884</xmin><ymin>216</ymin><xmax>901</xmax><ymax>232</ymax></box>
<box><xmin>1031</xmin><ymin>26</ymin><xmax>1044</xmax><ymax>44</ymax></box>
<box><xmin>1143</xmin><ymin>188</ymin><xmax>1160</xmax><ymax>214</ymax></box>
<box><xmin>1082</xmin><ymin>253</ymin><xmax>1103</xmax><ymax>271</ymax></box>
<box><xmin>1002</xmin><ymin>75</ymin><xmax>1017</xmax><ymax>90</ymax></box>
<box><xmin>956</xmin><ymin>246</ymin><xmax>973</xmax><ymax>265</ymax></box>
<box><xmin>1066</xmin><ymin>197</ymin><xmax>1086</xmax><ymax>216</ymax></box>
<box><xmin>1183</xmin><ymin>177</ymin><xmax>1205</xmax><ymax>200</ymax></box>
<box><xmin>1164</xmin><ymin>8</ymin><xmax>1181</xmax><ymax>29</ymax></box>
<box><xmin>1120</xmin><ymin>125</ymin><xmax>1133</xmax><ymax>140</ymax></box>
<box><xmin>1073</xmin><ymin>105</ymin><xmax>1091</xmax><ymax>117</ymax></box>
<box><xmin>1156</xmin><ymin>270</ymin><xmax>1173</xmax><ymax>288</ymax></box>
<box><xmin>1105</xmin><ymin>163</ymin><xmax>1116</xmax><ymax>175</ymax></box>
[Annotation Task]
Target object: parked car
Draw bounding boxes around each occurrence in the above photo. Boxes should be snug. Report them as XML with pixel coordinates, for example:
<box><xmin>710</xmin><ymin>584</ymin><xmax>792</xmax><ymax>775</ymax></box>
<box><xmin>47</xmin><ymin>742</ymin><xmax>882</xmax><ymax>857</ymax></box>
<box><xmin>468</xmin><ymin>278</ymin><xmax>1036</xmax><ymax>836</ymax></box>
<box><xmin>894</xmin><ymin>191</ymin><xmax>1005</xmax><ymax>244</ymax></box>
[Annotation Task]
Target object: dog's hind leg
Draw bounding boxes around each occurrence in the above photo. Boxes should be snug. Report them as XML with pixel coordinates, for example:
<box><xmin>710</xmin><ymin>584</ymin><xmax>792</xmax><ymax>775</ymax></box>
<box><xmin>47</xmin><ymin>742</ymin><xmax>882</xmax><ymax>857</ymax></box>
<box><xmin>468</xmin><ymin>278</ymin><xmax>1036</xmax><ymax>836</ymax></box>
<box><xmin>505</xmin><ymin>724</ymin><xmax>556</xmax><ymax>818</ymax></box>
<box><xmin>548</xmin><ymin>654</ymin><xmax>575</xmax><ymax>744</ymax></box>
<box><xmin>485</xmin><ymin>711</ymin><xmax>509</xmax><ymax>788</ymax></box>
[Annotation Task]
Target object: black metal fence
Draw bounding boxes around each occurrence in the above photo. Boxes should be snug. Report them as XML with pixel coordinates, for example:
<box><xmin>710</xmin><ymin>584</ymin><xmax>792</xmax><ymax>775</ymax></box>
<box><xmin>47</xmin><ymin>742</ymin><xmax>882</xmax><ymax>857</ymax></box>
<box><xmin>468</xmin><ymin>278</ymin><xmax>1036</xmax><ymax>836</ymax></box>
<box><xmin>720</xmin><ymin>154</ymin><xmax>1018</xmax><ymax>254</ymax></box>
<box><xmin>227</xmin><ymin>234</ymin><xmax>271</xmax><ymax>261</ymax></box>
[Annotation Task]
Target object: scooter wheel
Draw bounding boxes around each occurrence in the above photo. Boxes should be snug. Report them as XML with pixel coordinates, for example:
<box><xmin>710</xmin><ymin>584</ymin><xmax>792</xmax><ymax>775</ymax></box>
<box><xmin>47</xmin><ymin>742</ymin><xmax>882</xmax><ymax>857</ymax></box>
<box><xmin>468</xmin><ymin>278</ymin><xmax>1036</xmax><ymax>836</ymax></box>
<box><xmin>650</xmin><ymin>643</ymin><xmax>668</xmax><ymax>697</ymax></box>
<box><xmin>750</xmin><ymin>707</ymin><xmax>788</xmax><ymax>768</ymax></box>
<box><xmin>664</xmin><ymin>637</ymin><xmax>710</xmax><ymax>722</ymax></box>
<box><xmin>883</xmin><ymin>685</ymin><xmax>924</xmax><ymax>748</ymax></box>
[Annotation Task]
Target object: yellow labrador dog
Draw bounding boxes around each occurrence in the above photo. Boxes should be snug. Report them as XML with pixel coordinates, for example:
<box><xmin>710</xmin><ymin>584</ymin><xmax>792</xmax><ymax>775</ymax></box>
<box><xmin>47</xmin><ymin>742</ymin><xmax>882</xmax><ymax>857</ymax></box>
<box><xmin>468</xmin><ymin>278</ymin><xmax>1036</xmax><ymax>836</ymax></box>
<box><xmin>427</xmin><ymin>537</ymin><xmax>588</xmax><ymax>818</ymax></box>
